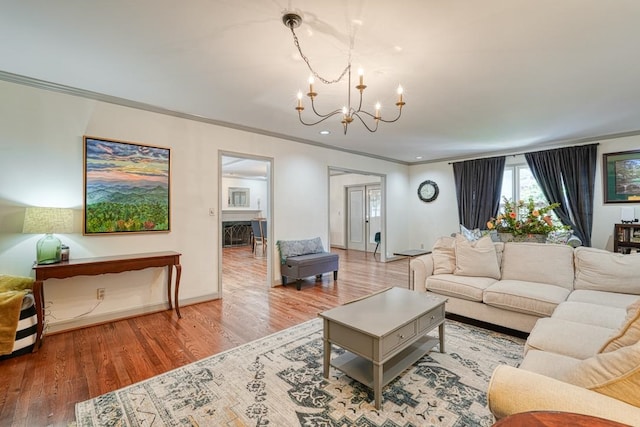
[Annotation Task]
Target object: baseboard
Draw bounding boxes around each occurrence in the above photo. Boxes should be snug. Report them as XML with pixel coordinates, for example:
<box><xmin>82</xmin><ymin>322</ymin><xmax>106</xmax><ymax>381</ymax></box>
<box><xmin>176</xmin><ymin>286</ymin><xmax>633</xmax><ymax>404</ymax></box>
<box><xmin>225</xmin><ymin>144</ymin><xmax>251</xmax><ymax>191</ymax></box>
<box><xmin>46</xmin><ymin>293</ymin><xmax>220</xmax><ymax>334</ymax></box>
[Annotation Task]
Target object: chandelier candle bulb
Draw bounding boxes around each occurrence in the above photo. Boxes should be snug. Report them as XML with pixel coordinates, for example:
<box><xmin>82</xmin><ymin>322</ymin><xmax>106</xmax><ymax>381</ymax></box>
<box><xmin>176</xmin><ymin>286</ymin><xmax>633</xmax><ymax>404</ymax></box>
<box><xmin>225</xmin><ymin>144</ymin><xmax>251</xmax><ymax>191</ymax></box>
<box><xmin>296</xmin><ymin>91</ymin><xmax>303</xmax><ymax>110</ymax></box>
<box><xmin>358</xmin><ymin>68</ymin><xmax>364</xmax><ymax>85</ymax></box>
<box><xmin>397</xmin><ymin>85</ymin><xmax>404</xmax><ymax>104</ymax></box>
<box><xmin>308</xmin><ymin>76</ymin><xmax>314</xmax><ymax>93</ymax></box>
<box><xmin>375</xmin><ymin>102</ymin><xmax>381</xmax><ymax>119</ymax></box>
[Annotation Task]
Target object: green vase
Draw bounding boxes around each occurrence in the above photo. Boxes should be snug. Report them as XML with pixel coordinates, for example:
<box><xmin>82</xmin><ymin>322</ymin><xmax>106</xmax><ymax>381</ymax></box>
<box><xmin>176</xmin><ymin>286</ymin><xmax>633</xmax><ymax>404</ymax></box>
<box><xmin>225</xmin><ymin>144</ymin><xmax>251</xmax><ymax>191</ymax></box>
<box><xmin>36</xmin><ymin>233</ymin><xmax>62</xmax><ymax>264</ymax></box>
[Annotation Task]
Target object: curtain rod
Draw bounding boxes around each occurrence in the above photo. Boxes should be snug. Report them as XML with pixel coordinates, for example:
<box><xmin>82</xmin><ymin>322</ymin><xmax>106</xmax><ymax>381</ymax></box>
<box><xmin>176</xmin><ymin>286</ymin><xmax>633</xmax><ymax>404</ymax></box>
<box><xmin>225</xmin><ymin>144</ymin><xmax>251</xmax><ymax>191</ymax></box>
<box><xmin>448</xmin><ymin>142</ymin><xmax>600</xmax><ymax>164</ymax></box>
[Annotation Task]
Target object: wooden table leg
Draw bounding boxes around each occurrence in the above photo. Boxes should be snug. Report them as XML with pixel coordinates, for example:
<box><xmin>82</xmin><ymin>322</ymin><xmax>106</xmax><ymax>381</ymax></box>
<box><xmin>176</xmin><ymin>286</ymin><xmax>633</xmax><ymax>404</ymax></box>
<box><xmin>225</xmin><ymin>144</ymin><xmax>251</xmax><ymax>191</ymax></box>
<box><xmin>439</xmin><ymin>322</ymin><xmax>445</xmax><ymax>353</ymax></box>
<box><xmin>166</xmin><ymin>264</ymin><xmax>173</xmax><ymax>311</ymax></box>
<box><xmin>373</xmin><ymin>360</ymin><xmax>383</xmax><ymax>409</ymax></box>
<box><xmin>32</xmin><ymin>280</ymin><xmax>44</xmax><ymax>352</ymax></box>
<box><xmin>174</xmin><ymin>263</ymin><xmax>182</xmax><ymax>318</ymax></box>
<box><xmin>323</xmin><ymin>320</ymin><xmax>330</xmax><ymax>378</ymax></box>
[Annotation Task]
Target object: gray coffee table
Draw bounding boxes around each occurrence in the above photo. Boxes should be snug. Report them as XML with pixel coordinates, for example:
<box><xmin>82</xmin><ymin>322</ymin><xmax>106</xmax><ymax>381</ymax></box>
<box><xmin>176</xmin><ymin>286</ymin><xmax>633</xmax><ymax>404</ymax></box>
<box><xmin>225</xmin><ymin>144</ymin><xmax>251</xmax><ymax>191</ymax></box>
<box><xmin>319</xmin><ymin>287</ymin><xmax>446</xmax><ymax>409</ymax></box>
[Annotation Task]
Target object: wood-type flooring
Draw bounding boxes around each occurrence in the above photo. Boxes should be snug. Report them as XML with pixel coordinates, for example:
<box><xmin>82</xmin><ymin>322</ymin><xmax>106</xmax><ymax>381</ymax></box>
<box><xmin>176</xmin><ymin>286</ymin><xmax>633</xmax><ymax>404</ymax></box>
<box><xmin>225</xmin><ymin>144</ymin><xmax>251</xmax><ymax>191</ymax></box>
<box><xmin>0</xmin><ymin>247</ymin><xmax>408</xmax><ymax>426</ymax></box>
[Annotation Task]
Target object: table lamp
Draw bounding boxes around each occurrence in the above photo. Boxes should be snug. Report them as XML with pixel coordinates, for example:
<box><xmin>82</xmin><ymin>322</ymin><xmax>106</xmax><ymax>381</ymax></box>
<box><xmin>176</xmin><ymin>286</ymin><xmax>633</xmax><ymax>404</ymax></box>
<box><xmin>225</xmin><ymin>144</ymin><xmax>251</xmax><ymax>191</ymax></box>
<box><xmin>22</xmin><ymin>207</ymin><xmax>74</xmax><ymax>264</ymax></box>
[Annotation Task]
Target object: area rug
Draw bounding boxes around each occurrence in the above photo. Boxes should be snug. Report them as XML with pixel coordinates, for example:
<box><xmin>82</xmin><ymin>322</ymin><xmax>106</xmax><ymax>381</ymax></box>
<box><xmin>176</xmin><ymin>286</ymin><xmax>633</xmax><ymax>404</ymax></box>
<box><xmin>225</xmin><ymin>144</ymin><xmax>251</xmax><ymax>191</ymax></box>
<box><xmin>75</xmin><ymin>318</ymin><xmax>525</xmax><ymax>426</ymax></box>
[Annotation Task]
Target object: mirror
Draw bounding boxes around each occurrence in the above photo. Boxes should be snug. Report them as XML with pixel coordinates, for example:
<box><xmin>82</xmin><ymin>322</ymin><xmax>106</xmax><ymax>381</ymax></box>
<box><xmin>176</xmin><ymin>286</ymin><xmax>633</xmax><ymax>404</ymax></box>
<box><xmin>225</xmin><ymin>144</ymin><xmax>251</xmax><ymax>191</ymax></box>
<box><xmin>228</xmin><ymin>187</ymin><xmax>250</xmax><ymax>207</ymax></box>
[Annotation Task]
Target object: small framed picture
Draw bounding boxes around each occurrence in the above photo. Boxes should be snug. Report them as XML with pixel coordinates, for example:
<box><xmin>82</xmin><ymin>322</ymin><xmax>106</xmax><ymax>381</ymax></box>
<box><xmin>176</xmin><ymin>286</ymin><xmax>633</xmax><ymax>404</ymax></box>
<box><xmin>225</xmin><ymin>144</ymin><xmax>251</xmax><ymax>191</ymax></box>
<box><xmin>83</xmin><ymin>136</ymin><xmax>171</xmax><ymax>234</ymax></box>
<box><xmin>603</xmin><ymin>149</ymin><xmax>640</xmax><ymax>203</ymax></box>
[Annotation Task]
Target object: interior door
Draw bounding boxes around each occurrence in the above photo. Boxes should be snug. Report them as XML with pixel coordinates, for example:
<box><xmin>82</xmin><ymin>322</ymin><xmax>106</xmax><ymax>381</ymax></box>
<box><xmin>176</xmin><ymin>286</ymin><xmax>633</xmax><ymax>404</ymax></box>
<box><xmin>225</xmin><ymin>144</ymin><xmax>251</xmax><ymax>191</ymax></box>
<box><xmin>347</xmin><ymin>184</ymin><xmax>381</xmax><ymax>252</ymax></box>
<box><xmin>366</xmin><ymin>185</ymin><xmax>381</xmax><ymax>252</ymax></box>
<box><xmin>347</xmin><ymin>186</ymin><xmax>366</xmax><ymax>251</ymax></box>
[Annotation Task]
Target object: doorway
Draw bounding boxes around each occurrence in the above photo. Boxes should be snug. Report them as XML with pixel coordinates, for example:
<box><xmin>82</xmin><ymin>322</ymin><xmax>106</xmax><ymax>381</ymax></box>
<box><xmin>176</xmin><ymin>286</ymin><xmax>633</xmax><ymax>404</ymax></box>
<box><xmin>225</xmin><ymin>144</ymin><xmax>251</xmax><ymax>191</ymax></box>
<box><xmin>219</xmin><ymin>153</ymin><xmax>273</xmax><ymax>294</ymax></box>
<box><xmin>347</xmin><ymin>184</ymin><xmax>381</xmax><ymax>252</ymax></box>
<box><xmin>329</xmin><ymin>168</ymin><xmax>385</xmax><ymax>259</ymax></box>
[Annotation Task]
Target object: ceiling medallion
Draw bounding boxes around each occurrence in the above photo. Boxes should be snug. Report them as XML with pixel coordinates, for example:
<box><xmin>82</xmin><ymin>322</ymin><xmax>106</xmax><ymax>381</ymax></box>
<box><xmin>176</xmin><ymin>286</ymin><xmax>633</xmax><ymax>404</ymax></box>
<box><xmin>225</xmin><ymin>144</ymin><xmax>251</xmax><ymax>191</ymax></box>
<box><xmin>282</xmin><ymin>12</ymin><xmax>405</xmax><ymax>135</ymax></box>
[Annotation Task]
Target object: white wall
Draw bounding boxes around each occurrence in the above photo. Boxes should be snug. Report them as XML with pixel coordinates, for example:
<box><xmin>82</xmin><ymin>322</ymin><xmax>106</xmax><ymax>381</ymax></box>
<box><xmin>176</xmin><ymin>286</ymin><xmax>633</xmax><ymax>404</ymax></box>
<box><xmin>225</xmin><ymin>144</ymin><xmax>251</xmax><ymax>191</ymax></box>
<box><xmin>0</xmin><ymin>80</ymin><xmax>410</xmax><ymax>332</ymax></box>
<box><xmin>221</xmin><ymin>177</ymin><xmax>267</xmax><ymax>214</ymax></box>
<box><xmin>408</xmin><ymin>140</ymin><xmax>640</xmax><ymax>251</ymax></box>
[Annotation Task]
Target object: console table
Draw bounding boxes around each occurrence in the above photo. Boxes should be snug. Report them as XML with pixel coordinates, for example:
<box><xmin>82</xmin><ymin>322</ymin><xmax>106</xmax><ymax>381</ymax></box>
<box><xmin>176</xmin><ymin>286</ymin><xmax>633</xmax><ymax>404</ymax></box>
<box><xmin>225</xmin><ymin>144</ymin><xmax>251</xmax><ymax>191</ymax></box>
<box><xmin>31</xmin><ymin>251</ymin><xmax>182</xmax><ymax>351</ymax></box>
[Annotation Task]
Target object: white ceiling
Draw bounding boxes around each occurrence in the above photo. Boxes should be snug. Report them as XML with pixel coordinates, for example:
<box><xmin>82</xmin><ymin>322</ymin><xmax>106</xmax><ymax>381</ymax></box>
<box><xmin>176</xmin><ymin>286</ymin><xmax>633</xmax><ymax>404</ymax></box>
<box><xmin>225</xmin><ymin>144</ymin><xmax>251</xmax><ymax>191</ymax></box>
<box><xmin>2</xmin><ymin>1</ymin><xmax>640</xmax><ymax>164</ymax></box>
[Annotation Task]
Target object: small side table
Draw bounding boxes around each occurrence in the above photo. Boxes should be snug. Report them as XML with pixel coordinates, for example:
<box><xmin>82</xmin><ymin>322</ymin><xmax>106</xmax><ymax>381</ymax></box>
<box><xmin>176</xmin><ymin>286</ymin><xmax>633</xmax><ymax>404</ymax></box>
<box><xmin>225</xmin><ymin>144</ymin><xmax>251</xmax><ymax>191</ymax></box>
<box><xmin>393</xmin><ymin>249</ymin><xmax>431</xmax><ymax>290</ymax></box>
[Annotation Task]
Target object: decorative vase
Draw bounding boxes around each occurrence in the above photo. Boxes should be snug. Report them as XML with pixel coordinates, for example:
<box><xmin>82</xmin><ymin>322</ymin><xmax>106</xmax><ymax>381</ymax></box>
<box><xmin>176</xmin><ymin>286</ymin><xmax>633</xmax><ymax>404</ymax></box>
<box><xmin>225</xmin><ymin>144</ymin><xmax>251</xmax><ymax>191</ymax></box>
<box><xmin>498</xmin><ymin>233</ymin><xmax>547</xmax><ymax>243</ymax></box>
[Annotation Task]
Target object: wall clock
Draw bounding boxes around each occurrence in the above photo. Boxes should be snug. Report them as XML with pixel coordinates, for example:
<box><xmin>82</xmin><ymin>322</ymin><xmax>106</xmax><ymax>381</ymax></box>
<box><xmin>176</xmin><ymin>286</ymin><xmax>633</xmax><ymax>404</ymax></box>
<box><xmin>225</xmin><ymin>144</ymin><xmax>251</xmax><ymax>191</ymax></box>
<box><xmin>418</xmin><ymin>180</ymin><xmax>439</xmax><ymax>202</ymax></box>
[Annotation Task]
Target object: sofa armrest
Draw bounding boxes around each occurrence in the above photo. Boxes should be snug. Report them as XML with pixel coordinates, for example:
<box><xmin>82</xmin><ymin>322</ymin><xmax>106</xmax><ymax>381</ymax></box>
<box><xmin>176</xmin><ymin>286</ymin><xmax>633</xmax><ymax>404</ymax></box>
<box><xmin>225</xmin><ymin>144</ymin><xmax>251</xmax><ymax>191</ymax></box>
<box><xmin>410</xmin><ymin>254</ymin><xmax>434</xmax><ymax>292</ymax></box>
<box><xmin>488</xmin><ymin>365</ymin><xmax>640</xmax><ymax>426</ymax></box>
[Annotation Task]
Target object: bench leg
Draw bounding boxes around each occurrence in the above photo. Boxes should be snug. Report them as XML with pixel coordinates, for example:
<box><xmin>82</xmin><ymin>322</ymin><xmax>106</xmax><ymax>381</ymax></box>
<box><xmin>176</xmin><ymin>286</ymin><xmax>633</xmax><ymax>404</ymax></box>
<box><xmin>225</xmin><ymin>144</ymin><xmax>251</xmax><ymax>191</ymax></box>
<box><xmin>296</xmin><ymin>280</ymin><xmax>301</xmax><ymax>291</ymax></box>
<box><xmin>333</xmin><ymin>271</ymin><xmax>338</xmax><ymax>281</ymax></box>
<box><xmin>282</xmin><ymin>276</ymin><xmax>288</xmax><ymax>285</ymax></box>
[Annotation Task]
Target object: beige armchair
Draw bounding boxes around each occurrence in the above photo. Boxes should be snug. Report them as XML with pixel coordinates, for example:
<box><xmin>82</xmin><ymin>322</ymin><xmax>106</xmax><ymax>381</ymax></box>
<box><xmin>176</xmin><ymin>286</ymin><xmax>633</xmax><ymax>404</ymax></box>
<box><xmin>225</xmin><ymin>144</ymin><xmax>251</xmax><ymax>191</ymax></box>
<box><xmin>488</xmin><ymin>365</ymin><xmax>640</xmax><ymax>426</ymax></box>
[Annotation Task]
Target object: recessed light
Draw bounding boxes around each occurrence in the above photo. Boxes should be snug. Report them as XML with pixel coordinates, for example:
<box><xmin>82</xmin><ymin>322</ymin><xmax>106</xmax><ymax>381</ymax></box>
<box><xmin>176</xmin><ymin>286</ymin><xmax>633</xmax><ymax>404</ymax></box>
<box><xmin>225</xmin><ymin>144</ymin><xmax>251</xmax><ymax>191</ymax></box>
<box><xmin>415</xmin><ymin>156</ymin><xmax>423</xmax><ymax>160</ymax></box>
<box><xmin>319</xmin><ymin>130</ymin><xmax>330</xmax><ymax>135</ymax></box>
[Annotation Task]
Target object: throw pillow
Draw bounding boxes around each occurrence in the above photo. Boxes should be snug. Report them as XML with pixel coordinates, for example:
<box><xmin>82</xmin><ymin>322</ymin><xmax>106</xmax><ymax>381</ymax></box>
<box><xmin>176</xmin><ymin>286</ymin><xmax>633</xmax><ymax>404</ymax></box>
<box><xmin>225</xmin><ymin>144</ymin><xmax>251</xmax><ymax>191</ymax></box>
<box><xmin>460</xmin><ymin>224</ymin><xmax>482</xmax><ymax>241</ymax></box>
<box><xmin>599</xmin><ymin>299</ymin><xmax>640</xmax><ymax>353</ymax></box>
<box><xmin>432</xmin><ymin>236</ymin><xmax>456</xmax><ymax>274</ymax></box>
<box><xmin>454</xmin><ymin>234</ymin><xmax>501</xmax><ymax>279</ymax></box>
<box><xmin>561</xmin><ymin>340</ymin><xmax>640</xmax><ymax>407</ymax></box>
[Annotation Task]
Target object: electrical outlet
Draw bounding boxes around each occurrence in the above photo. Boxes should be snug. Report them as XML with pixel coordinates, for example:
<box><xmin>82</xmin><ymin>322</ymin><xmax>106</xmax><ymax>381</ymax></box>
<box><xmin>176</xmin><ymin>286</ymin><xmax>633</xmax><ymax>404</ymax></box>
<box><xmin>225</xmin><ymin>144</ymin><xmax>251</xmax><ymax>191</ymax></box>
<box><xmin>97</xmin><ymin>288</ymin><xmax>105</xmax><ymax>300</ymax></box>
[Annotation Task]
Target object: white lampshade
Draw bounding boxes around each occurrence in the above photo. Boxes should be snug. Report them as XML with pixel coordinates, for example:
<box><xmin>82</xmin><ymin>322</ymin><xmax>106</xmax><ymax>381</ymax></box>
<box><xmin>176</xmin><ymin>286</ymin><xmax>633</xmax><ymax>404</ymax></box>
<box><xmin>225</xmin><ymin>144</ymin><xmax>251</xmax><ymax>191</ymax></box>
<box><xmin>23</xmin><ymin>207</ymin><xmax>74</xmax><ymax>234</ymax></box>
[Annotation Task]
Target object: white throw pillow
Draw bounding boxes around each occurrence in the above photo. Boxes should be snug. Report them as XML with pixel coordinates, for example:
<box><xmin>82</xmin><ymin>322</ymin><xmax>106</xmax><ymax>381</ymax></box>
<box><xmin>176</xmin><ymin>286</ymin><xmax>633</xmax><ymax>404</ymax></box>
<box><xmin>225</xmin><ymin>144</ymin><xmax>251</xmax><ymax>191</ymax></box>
<box><xmin>432</xmin><ymin>236</ymin><xmax>456</xmax><ymax>274</ymax></box>
<box><xmin>454</xmin><ymin>234</ymin><xmax>501</xmax><ymax>280</ymax></box>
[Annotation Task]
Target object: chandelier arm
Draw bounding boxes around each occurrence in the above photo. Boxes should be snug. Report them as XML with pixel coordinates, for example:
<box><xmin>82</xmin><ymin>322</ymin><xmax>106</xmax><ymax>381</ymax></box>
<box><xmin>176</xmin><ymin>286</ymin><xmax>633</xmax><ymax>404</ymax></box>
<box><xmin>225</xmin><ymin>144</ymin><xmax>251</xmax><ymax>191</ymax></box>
<box><xmin>298</xmin><ymin>111</ymin><xmax>343</xmax><ymax>126</ymax></box>
<box><xmin>289</xmin><ymin>26</ymin><xmax>350</xmax><ymax>85</ymax></box>
<box><xmin>309</xmin><ymin>98</ymin><xmax>343</xmax><ymax>118</ymax></box>
<box><xmin>351</xmin><ymin>112</ymin><xmax>380</xmax><ymax>133</ymax></box>
<box><xmin>377</xmin><ymin>108</ymin><xmax>403</xmax><ymax>123</ymax></box>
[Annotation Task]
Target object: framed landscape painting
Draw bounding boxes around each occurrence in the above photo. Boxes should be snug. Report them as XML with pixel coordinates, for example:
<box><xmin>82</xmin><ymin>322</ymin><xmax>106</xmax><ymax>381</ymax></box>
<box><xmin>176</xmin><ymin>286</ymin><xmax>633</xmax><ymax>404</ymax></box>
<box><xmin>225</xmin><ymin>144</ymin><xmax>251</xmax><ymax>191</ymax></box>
<box><xmin>84</xmin><ymin>136</ymin><xmax>171</xmax><ymax>234</ymax></box>
<box><xmin>603</xmin><ymin>149</ymin><xmax>640</xmax><ymax>203</ymax></box>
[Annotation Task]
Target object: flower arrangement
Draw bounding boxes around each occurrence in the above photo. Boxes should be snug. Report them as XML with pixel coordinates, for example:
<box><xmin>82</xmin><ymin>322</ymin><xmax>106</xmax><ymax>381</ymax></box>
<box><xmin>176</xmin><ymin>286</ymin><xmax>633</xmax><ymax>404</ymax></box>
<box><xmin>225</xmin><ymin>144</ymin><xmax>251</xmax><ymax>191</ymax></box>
<box><xmin>486</xmin><ymin>197</ymin><xmax>567</xmax><ymax>237</ymax></box>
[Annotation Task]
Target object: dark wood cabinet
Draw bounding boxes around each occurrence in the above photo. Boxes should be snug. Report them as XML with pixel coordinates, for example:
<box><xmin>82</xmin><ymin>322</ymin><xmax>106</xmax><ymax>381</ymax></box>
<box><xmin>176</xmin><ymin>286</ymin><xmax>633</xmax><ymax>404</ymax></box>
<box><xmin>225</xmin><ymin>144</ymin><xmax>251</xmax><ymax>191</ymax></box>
<box><xmin>613</xmin><ymin>223</ymin><xmax>640</xmax><ymax>253</ymax></box>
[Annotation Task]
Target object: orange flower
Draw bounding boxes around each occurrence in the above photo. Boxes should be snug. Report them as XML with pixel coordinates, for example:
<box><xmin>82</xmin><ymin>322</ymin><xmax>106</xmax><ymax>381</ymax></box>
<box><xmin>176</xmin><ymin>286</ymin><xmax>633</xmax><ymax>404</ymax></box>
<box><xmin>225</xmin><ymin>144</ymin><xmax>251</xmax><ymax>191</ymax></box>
<box><xmin>509</xmin><ymin>212</ymin><xmax>517</xmax><ymax>219</ymax></box>
<box><xmin>532</xmin><ymin>210</ymin><xmax>540</xmax><ymax>217</ymax></box>
<box><xmin>487</xmin><ymin>221</ymin><xmax>495</xmax><ymax>229</ymax></box>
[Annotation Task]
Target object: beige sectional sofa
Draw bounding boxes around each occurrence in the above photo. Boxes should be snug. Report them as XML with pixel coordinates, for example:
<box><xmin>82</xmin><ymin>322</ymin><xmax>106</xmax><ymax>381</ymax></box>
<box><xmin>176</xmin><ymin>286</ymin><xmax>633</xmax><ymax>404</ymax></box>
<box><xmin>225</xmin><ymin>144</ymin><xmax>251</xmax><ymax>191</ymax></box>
<box><xmin>410</xmin><ymin>235</ymin><xmax>640</xmax><ymax>424</ymax></box>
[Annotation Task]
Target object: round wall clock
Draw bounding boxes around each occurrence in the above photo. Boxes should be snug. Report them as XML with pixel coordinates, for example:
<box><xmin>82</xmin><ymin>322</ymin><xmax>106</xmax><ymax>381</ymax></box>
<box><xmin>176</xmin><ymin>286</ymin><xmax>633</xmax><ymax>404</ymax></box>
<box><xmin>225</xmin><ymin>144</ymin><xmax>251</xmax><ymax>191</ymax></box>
<box><xmin>418</xmin><ymin>180</ymin><xmax>439</xmax><ymax>202</ymax></box>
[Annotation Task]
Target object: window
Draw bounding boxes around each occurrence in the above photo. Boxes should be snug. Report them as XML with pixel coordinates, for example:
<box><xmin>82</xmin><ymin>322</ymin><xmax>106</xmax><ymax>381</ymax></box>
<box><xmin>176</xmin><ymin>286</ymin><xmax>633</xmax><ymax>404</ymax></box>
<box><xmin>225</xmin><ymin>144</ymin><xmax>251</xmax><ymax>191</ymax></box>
<box><xmin>501</xmin><ymin>164</ymin><xmax>562</xmax><ymax>223</ymax></box>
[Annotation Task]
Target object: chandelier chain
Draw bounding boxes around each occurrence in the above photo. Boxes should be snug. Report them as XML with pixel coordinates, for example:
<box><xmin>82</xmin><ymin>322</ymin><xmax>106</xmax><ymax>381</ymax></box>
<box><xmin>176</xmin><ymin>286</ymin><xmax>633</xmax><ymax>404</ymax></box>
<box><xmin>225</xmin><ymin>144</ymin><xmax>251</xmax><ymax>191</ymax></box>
<box><xmin>289</xmin><ymin>26</ymin><xmax>350</xmax><ymax>85</ymax></box>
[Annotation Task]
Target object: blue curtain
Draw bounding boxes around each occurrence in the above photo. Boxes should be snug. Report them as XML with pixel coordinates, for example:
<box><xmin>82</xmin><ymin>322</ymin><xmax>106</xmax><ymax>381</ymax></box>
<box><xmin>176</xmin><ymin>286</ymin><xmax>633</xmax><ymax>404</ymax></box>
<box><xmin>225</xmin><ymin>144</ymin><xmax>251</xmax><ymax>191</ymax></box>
<box><xmin>525</xmin><ymin>144</ymin><xmax>598</xmax><ymax>246</ymax></box>
<box><xmin>453</xmin><ymin>156</ymin><xmax>506</xmax><ymax>229</ymax></box>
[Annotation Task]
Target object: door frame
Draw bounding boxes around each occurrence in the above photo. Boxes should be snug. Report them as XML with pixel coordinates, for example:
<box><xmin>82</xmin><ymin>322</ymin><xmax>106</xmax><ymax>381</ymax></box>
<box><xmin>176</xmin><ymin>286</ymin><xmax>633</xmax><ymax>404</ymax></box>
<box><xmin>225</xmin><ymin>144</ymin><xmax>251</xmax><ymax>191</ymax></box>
<box><xmin>218</xmin><ymin>151</ymin><xmax>274</xmax><ymax>296</ymax></box>
<box><xmin>328</xmin><ymin>167</ymin><xmax>387</xmax><ymax>261</ymax></box>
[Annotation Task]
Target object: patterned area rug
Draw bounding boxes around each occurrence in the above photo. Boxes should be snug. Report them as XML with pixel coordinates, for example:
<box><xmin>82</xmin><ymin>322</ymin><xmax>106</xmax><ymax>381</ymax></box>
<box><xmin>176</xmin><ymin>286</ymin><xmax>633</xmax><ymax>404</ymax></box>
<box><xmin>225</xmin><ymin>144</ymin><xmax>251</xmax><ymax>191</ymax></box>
<box><xmin>75</xmin><ymin>318</ymin><xmax>524</xmax><ymax>426</ymax></box>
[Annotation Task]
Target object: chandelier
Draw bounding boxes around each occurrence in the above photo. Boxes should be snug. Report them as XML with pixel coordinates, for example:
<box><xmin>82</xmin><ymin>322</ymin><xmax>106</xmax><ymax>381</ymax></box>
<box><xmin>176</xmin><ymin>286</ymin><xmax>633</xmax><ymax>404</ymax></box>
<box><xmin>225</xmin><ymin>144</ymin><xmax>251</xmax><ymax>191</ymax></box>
<box><xmin>282</xmin><ymin>12</ymin><xmax>405</xmax><ymax>134</ymax></box>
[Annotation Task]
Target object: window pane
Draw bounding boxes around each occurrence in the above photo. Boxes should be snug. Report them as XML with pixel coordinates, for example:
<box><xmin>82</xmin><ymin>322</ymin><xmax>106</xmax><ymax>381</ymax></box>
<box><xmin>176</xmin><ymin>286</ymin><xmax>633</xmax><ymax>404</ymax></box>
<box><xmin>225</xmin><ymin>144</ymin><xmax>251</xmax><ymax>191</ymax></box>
<box><xmin>501</xmin><ymin>168</ymin><xmax>513</xmax><ymax>202</ymax></box>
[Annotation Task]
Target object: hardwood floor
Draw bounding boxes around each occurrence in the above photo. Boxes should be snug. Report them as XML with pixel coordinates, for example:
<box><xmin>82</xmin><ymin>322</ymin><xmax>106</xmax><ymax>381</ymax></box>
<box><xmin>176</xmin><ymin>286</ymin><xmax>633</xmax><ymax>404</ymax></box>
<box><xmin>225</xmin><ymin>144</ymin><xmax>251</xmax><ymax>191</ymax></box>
<box><xmin>0</xmin><ymin>247</ymin><xmax>408</xmax><ymax>427</ymax></box>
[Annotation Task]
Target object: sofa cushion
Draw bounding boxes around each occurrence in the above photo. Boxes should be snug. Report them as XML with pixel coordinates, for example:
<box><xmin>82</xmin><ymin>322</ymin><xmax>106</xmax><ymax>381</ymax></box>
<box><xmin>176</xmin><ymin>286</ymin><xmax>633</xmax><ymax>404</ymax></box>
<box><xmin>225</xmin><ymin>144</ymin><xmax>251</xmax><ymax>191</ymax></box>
<box><xmin>561</xmin><ymin>340</ymin><xmax>640</xmax><ymax>407</ymax></box>
<box><xmin>453</xmin><ymin>234</ymin><xmax>500</xmax><ymax>279</ymax></box>
<box><xmin>426</xmin><ymin>274</ymin><xmax>497</xmax><ymax>302</ymax></box>
<box><xmin>483</xmin><ymin>280</ymin><xmax>570</xmax><ymax>317</ymax></box>
<box><xmin>599</xmin><ymin>299</ymin><xmax>640</xmax><ymax>353</ymax></box>
<box><xmin>525</xmin><ymin>317</ymin><xmax>616</xmax><ymax>359</ymax></box>
<box><xmin>500</xmin><ymin>243</ymin><xmax>575</xmax><ymax>290</ymax></box>
<box><xmin>568</xmin><ymin>289</ymin><xmax>639</xmax><ymax>309</ymax></box>
<box><xmin>552</xmin><ymin>302</ymin><xmax>627</xmax><ymax>330</ymax></box>
<box><xmin>574</xmin><ymin>246</ymin><xmax>640</xmax><ymax>294</ymax></box>
<box><xmin>519</xmin><ymin>349</ymin><xmax>581</xmax><ymax>379</ymax></box>
<box><xmin>432</xmin><ymin>236</ymin><xmax>456</xmax><ymax>274</ymax></box>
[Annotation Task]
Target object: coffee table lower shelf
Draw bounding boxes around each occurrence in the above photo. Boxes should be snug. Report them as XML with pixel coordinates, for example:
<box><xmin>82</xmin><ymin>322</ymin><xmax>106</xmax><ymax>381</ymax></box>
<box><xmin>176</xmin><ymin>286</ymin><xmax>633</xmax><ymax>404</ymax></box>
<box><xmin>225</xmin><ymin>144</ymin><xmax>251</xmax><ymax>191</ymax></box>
<box><xmin>330</xmin><ymin>334</ymin><xmax>440</xmax><ymax>390</ymax></box>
